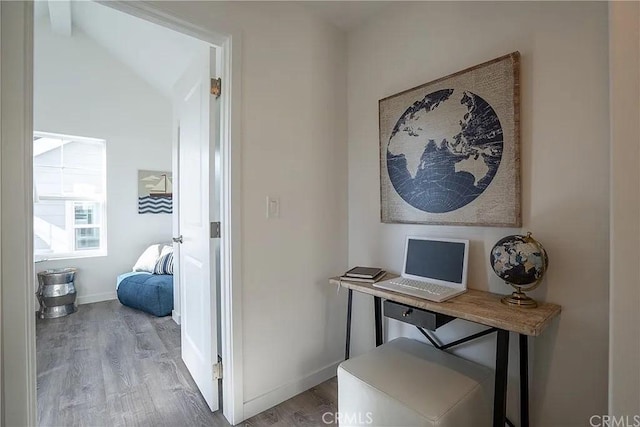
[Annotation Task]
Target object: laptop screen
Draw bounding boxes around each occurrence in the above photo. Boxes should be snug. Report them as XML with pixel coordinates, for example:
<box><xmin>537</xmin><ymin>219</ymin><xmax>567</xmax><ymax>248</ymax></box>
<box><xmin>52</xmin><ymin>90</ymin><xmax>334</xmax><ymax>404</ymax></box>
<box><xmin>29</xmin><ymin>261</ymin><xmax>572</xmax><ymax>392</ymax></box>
<box><xmin>404</xmin><ymin>238</ymin><xmax>467</xmax><ymax>284</ymax></box>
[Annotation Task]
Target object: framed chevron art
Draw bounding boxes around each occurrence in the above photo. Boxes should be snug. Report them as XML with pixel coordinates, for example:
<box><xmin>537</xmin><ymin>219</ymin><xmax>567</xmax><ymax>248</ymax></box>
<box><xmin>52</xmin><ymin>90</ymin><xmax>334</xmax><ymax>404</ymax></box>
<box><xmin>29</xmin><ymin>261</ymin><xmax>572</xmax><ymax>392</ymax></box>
<box><xmin>138</xmin><ymin>170</ymin><xmax>173</xmax><ymax>214</ymax></box>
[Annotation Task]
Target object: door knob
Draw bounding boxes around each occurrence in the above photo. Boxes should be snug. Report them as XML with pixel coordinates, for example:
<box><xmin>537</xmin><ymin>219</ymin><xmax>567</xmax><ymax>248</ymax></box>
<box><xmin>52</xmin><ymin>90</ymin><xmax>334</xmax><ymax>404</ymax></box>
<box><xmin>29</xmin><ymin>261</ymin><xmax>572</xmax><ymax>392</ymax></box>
<box><xmin>172</xmin><ymin>235</ymin><xmax>183</xmax><ymax>244</ymax></box>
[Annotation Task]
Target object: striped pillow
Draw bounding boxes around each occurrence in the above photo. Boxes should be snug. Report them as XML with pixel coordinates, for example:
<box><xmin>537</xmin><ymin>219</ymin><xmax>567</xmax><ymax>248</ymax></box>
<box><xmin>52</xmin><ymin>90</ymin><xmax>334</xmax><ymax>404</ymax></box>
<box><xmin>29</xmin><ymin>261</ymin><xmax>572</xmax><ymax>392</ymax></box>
<box><xmin>153</xmin><ymin>251</ymin><xmax>174</xmax><ymax>275</ymax></box>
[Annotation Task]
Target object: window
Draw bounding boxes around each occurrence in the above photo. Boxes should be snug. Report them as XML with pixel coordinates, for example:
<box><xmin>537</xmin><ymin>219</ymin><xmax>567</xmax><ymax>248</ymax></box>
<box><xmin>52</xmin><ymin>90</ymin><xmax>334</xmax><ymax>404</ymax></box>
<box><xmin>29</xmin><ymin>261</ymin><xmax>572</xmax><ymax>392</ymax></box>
<box><xmin>33</xmin><ymin>132</ymin><xmax>107</xmax><ymax>259</ymax></box>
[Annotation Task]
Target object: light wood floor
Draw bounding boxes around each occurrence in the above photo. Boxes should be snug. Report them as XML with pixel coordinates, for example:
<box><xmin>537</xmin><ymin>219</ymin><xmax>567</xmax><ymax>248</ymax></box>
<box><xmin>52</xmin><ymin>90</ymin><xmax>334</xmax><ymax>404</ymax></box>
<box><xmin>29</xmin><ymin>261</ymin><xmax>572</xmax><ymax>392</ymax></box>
<box><xmin>37</xmin><ymin>300</ymin><xmax>338</xmax><ymax>427</ymax></box>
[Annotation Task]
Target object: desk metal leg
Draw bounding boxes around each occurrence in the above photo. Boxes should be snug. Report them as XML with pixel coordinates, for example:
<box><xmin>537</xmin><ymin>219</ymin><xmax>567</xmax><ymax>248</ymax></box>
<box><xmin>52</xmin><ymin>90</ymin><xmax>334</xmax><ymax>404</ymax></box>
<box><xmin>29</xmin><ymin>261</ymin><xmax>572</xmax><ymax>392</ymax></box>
<box><xmin>345</xmin><ymin>289</ymin><xmax>353</xmax><ymax>360</ymax></box>
<box><xmin>374</xmin><ymin>296</ymin><xmax>383</xmax><ymax>346</ymax></box>
<box><xmin>493</xmin><ymin>329</ymin><xmax>509</xmax><ymax>427</ymax></box>
<box><xmin>519</xmin><ymin>334</ymin><xmax>529</xmax><ymax>427</ymax></box>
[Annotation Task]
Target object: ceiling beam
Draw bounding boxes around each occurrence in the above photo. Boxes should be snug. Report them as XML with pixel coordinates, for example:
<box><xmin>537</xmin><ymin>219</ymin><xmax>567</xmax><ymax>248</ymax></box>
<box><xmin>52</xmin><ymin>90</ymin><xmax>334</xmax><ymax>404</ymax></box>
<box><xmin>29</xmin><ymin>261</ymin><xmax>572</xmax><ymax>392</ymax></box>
<box><xmin>48</xmin><ymin>0</ymin><xmax>72</xmax><ymax>36</ymax></box>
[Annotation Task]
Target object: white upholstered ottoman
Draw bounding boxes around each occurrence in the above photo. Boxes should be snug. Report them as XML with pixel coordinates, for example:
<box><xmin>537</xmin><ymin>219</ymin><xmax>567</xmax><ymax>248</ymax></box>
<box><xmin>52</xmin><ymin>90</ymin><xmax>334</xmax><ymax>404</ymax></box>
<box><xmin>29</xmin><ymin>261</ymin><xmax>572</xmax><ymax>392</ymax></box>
<box><xmin>337</xmin><ymin>338</ymin><xmax>493</xmax><ymax>427</ymax></box>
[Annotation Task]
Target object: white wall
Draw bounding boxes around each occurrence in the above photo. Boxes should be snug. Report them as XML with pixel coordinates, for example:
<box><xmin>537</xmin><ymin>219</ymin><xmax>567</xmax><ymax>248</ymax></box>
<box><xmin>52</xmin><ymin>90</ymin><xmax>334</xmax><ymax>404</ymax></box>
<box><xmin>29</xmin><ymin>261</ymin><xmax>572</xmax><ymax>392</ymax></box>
<box><xmin>146</xmin><ymin>1</ymin><xmax>349</xmax><ymax>420</ymax></box>
<box><xmin>347</xmin><ymin>2</ymin><xmax>609</xmax><ymax>426</ymax></box>
<box><xmin>34</xmin><ymin>16</ymin><xmax>173</xmax><ymax>303</ymax></box>
<box><xmin>609</xmin><ymin>1</ymin><xmax>640</xmax><ymax>416</ymax></box>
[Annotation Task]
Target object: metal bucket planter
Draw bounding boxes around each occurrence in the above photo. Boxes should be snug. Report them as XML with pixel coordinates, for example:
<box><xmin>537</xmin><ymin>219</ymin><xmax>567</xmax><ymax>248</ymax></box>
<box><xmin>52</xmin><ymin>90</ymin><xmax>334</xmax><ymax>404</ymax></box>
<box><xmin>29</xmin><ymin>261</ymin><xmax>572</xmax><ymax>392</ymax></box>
<box><xmin>36</xmin><ymin>268</ymin><xmax>77</xmax><ymax>319</ymax></box>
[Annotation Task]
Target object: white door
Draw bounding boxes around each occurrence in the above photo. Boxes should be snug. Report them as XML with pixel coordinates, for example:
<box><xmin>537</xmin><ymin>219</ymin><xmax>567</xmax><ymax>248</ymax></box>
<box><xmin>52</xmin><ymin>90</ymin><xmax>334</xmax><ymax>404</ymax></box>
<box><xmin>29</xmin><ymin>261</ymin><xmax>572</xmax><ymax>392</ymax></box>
<box><xmin>173</xmin><ymin>47</ymin><xmax>219</xmax><ymax>411</ymax></box>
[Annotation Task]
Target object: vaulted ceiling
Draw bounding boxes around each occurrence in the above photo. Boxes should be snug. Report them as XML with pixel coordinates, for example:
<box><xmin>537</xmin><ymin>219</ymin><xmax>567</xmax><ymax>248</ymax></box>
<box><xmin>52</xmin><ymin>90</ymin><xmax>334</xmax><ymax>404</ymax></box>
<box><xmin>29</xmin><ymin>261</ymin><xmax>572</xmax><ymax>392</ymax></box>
<box><xmin>34</xmin><ymin>1</ymin><xmax>393</xmax><ymax>96</ymax></box>
<box><xmin>35</xmin><ymin>0</ymin><xmax>206</xmax><ymax>98</ymax></box>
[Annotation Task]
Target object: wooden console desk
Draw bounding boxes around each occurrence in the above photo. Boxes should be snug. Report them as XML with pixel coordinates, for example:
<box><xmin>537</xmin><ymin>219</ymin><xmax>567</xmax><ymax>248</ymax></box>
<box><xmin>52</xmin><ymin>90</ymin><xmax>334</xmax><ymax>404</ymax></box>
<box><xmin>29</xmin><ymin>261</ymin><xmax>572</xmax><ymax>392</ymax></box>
<box><xmin>330</xmin><ymin>274</ymin><xmax>561</xmax><ymax>427</ymax></box>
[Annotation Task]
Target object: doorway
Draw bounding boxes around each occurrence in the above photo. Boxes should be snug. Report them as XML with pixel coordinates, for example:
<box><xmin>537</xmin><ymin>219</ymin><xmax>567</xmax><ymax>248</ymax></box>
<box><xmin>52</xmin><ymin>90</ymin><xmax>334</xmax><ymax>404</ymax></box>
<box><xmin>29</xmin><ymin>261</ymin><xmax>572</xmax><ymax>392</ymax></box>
<box><xmin>2</xmin><ymin>4</ymin><xmax>242</xmax><ymax>424</ymax></box>
<box><xmin>32</xmin><ymin>0</ymin><xmax>222</xmax><ymax>421</ymax></box>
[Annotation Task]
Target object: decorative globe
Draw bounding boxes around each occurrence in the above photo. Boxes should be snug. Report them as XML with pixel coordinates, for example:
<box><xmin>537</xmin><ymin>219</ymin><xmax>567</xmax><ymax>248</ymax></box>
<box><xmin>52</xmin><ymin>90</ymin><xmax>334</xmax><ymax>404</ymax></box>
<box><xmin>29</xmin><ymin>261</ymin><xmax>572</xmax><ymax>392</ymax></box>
<box><xmin>490</xmin><ymin>232</ymin><xmax>548</xmax><ymax>308</ymax></box>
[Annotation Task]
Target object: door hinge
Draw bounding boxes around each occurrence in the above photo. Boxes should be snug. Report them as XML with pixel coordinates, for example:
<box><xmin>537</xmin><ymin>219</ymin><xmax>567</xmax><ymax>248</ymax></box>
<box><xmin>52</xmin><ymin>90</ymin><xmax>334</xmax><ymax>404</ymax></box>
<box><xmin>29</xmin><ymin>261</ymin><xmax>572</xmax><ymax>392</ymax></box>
<box><xmin>210</xmin><ymin>221</ymin><xmax>221</xmax><ymax>238</ymax></box>
<box><xmin>211</xmin><ymin>77</ymin><xmax>221</xmax><ymax>98</ymax></box>
<box><xmin>213</xmin><ymin>362</ymin><xmax>223</xmax><ymax>380</ymax></box>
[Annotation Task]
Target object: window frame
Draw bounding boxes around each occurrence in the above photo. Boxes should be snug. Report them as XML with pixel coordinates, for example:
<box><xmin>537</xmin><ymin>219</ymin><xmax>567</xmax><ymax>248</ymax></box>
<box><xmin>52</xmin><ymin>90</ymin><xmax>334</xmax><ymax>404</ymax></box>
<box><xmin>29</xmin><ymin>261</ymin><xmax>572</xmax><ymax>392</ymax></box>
<box><xmin>33</xmin><ymin>131</ymin><xmax>107</xmax><ymax>260</ymax></box>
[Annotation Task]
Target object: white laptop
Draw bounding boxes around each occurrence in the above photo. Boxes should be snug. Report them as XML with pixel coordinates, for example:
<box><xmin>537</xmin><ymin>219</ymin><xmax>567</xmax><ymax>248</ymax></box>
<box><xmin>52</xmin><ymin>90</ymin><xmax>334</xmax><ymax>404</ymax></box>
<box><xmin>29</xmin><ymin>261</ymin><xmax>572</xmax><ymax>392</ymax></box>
<box><xmin>373</xmin><ymin>236</ymin><xmax>469</xmax><ymax>302</ymax></box>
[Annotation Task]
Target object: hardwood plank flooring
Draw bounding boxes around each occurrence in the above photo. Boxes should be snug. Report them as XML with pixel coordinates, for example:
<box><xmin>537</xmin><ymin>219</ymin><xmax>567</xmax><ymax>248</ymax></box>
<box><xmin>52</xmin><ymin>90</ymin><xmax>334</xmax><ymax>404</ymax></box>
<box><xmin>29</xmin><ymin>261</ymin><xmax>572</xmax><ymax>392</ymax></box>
<box><xmin>37</xmin><ymin>300</ymin><xmax>337</xmax><ymax>426</ymax></box>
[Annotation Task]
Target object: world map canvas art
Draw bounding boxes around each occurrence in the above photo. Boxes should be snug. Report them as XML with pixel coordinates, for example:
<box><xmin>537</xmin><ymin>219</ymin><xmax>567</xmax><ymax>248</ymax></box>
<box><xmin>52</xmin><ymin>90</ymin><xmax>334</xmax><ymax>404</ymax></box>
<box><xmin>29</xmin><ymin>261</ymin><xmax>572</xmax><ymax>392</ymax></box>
<box><xmin>379</xmin><ymin>52</ymin><xmax>521</xmax><ymax>226</ymax></box>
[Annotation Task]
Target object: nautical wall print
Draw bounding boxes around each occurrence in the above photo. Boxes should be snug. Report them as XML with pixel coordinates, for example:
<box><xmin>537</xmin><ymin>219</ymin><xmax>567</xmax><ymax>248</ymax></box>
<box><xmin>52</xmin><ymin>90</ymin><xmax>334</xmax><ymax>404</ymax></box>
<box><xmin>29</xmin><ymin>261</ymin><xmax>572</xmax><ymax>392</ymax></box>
<box><xmin>379</xmin><ymin>52</ymin><xmax>521</xmax><ymax>227</ymax></box>
<box><xmin>138</xmin><ymin>170</ymin><xmax>173</xmax><ymax>214</ymax></box>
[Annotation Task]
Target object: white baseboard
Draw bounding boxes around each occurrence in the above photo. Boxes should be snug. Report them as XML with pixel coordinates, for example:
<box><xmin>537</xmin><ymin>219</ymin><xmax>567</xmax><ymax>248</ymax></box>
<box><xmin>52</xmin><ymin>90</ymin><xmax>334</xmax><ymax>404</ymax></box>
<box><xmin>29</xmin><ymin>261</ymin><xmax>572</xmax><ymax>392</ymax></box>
<box><xmin>242</xmin><ymin>360</ymin><xmax>342</xmax><ymax>420</ymax></box>
<box><xmin>172</xmin><ymin>310</ymin><xmax>181</xmax><ymax>325</ymax></box>
<box><xmin>77</xmin><ymin>291</ymin><xmax>117</xmax><ymax>305</ymax></box>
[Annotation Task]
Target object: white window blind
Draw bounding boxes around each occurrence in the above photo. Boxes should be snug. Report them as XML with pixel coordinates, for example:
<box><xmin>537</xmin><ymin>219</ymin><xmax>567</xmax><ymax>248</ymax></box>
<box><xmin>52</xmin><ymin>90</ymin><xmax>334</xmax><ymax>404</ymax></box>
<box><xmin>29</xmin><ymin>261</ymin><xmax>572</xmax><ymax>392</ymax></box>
<box><xmin>33</xmin><ymin>132</ymin><xmax>107</xmax><ymax>259</ymax></box>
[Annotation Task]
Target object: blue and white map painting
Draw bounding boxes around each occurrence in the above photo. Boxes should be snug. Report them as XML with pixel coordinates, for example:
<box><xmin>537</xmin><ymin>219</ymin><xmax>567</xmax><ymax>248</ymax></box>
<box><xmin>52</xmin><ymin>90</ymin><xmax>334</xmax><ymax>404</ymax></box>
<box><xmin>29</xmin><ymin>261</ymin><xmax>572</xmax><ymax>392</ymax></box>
<box><xmin>379</xmin><ymin>53</ymin><xmax>521</xmax><ymax>226</ymax></box>
<box><xmin>387</xmin><ymin>89</ymin><xmax>503</xmax><ymax>213</ymax></box>
<box><xmin>138</xmin><ymin>170</ymin><xmax>173</xmax><ymax>214</ymax></box>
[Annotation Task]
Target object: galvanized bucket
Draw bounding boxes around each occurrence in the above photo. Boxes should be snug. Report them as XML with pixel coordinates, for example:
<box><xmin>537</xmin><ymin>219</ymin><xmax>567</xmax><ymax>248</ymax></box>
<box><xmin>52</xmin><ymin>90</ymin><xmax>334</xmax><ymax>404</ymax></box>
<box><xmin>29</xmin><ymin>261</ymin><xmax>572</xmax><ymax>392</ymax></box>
<box><xmin>37</xmin><ymin>268</ymin><xmax>77</xmax><ymax>319</ymax></box>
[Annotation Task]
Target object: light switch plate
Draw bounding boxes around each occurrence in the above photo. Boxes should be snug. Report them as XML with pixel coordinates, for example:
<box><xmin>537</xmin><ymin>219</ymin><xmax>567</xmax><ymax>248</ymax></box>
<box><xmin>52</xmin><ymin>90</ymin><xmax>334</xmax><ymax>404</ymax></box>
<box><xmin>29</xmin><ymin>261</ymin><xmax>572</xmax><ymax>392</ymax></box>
<box><xmin>266</xmin><ymin>196</ymin><xmax>280</xmax><ymax>218</ymax></box>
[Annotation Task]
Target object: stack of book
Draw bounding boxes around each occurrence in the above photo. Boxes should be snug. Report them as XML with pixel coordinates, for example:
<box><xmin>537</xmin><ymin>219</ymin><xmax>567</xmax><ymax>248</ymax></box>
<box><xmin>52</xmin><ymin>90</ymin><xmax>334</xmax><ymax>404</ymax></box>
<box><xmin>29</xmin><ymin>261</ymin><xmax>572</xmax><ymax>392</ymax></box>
<box><xmin>340</xmin><ymin>266</ymin><xmax>386</xmax><ymax>283</ymax></box>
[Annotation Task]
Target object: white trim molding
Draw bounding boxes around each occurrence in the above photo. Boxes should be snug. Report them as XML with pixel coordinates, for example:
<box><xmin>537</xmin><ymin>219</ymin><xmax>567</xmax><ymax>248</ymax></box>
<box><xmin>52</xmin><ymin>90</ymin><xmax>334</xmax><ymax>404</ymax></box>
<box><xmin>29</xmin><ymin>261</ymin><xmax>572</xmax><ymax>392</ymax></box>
<box><xmin>1</xmin><ymin>2</ymin><xmax>37</xmax><ymax>425</ymax></box>
<box><xmin>243</xmin><ymin>360</ymin><xmax>342</xmax><ymax>421</ymax></box>
<box><xmin>76</xmin><ymin>291</ymin><xmax>117</xmax><ymax>306</ymax></box>
<box><xmin>172</xmin><ymin>309</ymin><xmax>181</xmax><ymax>325</ymax></box>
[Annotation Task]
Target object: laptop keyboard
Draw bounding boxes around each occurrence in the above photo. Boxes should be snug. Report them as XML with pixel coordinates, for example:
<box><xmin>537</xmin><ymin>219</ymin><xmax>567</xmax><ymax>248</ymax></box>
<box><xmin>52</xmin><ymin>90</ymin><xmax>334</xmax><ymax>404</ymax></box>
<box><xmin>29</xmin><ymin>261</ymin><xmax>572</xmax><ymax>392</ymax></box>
<box><xmin>388</xmin><ymin>278</ymin><xmax>453</xmax><ymax>295</ymax></box>
<box><xmin>373</xmin><ymin>277</ymin><xmax>464</xmax><ymax>302</ymax></box>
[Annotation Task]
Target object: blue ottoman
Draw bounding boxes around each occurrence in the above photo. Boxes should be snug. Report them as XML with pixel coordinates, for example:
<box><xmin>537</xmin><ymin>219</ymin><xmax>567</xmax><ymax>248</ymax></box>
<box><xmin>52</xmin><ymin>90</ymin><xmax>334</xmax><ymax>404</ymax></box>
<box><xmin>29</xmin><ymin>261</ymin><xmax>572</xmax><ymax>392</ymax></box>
<box><xmin>116</xmin><ymin>272</ymin><xmax>174</xmax><ymax>317</ymax></box>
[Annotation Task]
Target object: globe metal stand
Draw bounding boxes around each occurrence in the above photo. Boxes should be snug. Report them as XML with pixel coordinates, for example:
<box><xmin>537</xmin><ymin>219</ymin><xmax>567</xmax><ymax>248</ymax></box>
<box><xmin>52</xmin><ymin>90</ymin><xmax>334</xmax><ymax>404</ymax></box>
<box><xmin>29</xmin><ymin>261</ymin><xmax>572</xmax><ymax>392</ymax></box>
<box><xmin>501</xmin><ymin>285</ymin><xmax>539</xmax><ymax>308</ymax></box>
